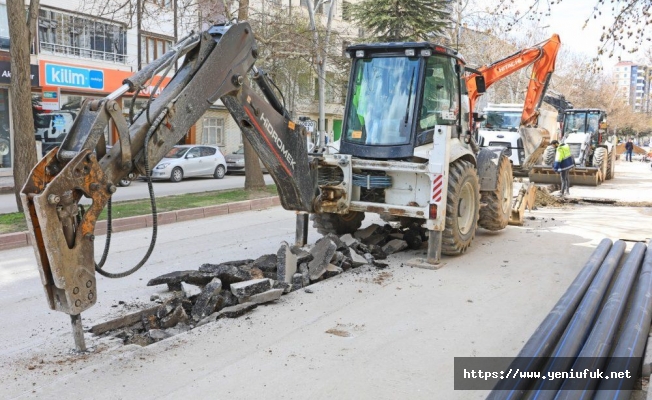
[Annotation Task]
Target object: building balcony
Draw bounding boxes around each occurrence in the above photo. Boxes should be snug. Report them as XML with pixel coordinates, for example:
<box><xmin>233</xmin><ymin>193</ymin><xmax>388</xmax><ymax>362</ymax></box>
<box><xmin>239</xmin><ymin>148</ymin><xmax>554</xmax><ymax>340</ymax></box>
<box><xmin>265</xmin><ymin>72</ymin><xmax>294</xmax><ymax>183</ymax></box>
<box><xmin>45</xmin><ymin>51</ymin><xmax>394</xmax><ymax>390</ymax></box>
<box><xmin>40</xmin><ymin>42</ymin><xmax>128</xmax><ymax>64</ymax></box>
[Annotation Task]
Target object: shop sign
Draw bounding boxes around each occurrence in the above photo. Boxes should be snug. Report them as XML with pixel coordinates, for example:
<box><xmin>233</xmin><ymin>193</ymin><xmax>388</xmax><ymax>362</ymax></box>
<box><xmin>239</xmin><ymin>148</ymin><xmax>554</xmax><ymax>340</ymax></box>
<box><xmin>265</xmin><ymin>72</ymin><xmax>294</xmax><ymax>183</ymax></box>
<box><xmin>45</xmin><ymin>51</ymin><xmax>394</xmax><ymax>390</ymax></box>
<box><xmin>41</xmin><ymin>86</ymin><xmax>60</xmax><ymax>111</ymax></box>
<box><xmin>45</xmin><ymin>64</ymin><xmax>104</xmax><ymax>90</ymax></box>
<box><xmin>0</xmin><ymin>61</ymin><xmax>40</xmax><ymax>86</ymax></box>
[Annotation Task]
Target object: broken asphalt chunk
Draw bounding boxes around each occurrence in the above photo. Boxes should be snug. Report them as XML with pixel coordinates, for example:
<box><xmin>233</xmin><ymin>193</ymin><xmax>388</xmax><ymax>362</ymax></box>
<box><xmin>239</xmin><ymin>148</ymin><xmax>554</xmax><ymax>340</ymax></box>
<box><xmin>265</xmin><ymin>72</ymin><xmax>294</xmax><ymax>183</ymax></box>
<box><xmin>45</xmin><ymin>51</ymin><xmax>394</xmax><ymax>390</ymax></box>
<box><xmin>277</xmin><ymin>241</ymin><xmax>298</xmax><ymax>283</ymax></box>
<box><xmin>147</xmin><ymin>270</ymin><xmax>214</xmax><ymax>287</ymax></box>
<box><xmin>160</xmin><ymin>305</ymin><xmax>189</xmax><ymax>329</ymax></box>
<box><xmin>230</xmin><ymin>279</ymin><xmax>272</xmax><ymax>298</ymax></box>
<box><xmin>382</xmin><ymin>239</ymin><xmax>408</xmax><ymax>255</ymax></box>
<box><xmin>241</xmin><ymin>289</ymin><xmax>283</xmax><ymax>305</ymax></box>
<box><xmin>308</xmin><ymin>236</ymin><xmax>337</xmax><ymax>281</ymax></box>
<box><xmin>199</xmin><ymin>263</ymin><xmax>252</xmax><ymax>286</ymax></box>
<box><xmin>191</xmin><ymin>278</ymin><xmax>224</xmax><ymax>321</ymax></box>
<box><xmin>215</xmin><ymin>302</ymin><xmax>258</xmax><ymax>319</ymax></box>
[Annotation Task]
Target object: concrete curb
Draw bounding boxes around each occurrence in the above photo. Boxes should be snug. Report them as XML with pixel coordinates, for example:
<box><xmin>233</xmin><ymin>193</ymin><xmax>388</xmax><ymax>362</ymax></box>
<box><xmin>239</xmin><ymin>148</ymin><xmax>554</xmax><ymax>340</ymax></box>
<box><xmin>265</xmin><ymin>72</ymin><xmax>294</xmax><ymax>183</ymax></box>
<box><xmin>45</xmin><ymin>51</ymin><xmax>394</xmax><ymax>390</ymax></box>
<box><xmin>0</xmin><ymin>196</ymin><xmax>282</xmax><ymax>252</ymax></box>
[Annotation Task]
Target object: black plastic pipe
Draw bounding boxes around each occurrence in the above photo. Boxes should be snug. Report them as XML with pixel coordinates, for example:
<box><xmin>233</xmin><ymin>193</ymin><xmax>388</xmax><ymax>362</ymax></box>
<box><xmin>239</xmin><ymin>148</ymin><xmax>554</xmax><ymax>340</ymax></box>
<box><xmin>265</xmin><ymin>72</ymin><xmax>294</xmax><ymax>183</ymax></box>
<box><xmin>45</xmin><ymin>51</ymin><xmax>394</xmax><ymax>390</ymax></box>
<box><xmin>555</xmin><ymin>242</ymin><xmax>646</xmax><ymax>399</ymax></box>
<box><xmin>526</xmin><ymin>240</ymin><xmax>626</xmax><ymax>400</ymax></box>
<box><xmin>488</xmin><ymin>238</ymin><xmax>613</xmax><ymax>400</ymax></box>
<box><xmin>593</xmin><ymin>242</ymin><xmax>652</xmax><ymax>400</ymax></box>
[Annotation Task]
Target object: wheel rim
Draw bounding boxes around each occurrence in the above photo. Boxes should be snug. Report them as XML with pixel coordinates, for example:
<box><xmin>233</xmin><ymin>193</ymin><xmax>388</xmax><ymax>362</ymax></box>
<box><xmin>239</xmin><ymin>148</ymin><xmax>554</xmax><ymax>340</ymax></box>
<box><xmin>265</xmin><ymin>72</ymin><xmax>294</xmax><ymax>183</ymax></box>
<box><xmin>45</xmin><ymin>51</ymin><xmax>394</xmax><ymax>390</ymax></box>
<box><xmin>457</xmin><ymin>181</ymin><xmax>476</xmax><ymax>235</ymax></box>
<box><xmin>216</xmin><ymin>166</ymin><xmax>225</xmax><ymax>178</ymax></box>
<box><xmin>173</xmin><ymin>169</ymin><xmax>182</xmax><ymax>180</ymax></box>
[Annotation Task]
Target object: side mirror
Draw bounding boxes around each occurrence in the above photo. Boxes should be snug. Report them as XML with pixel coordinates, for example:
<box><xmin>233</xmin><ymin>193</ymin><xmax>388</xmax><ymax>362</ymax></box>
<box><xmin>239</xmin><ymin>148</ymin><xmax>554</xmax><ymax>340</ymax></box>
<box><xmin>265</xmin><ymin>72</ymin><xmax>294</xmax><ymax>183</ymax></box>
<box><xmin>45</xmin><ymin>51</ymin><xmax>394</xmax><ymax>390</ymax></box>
<box><xmin>186</xmin><ymin>154</ymin><xmax>195</xmax><ymax>159</ymax></box>
<box><xmin>473</xmin><ymin>112</ymin><xmax>485</xmax><ymax>122</ymax></box>
<box><xmin>474</xmin><ymin>76</ymin><xmax>486</xmax><ymax>94</ymax></box>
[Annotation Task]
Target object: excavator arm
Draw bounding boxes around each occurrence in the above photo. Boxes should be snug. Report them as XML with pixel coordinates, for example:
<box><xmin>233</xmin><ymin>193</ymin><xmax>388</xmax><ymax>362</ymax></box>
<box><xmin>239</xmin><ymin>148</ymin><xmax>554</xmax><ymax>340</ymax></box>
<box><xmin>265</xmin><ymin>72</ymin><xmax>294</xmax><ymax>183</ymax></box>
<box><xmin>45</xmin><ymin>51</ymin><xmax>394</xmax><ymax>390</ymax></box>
<box><xmin>465</xmin><ymin>34</ymin><xmax>561</xmax><ymax>166</ymax></box>
<box><xmin>20</xmin><ymin>22</ymin><xmax>316</xmax><ymax>321</ymax></box>
<box><xmin>466</xmin><ymin>34</ymin><xmax>561</xmax><ymax>126</ymax></box>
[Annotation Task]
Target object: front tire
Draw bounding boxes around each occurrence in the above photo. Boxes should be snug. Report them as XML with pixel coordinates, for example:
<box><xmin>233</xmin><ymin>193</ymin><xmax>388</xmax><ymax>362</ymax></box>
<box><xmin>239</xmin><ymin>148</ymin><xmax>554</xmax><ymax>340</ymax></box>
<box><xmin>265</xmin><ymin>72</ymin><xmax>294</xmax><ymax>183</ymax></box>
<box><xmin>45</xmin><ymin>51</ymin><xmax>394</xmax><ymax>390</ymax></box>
<box><xmin>592</xmin><ymin>147</ymin><xmax>607</xmax><ymax>182</ymax></box>
<box><xmin>479</xmin><ymin>155</ymin><xmax>512</xmax><ymax>231</ymax></box>
<box><xmin>542</xmin><ymin>145</ymin><xmax>556</xmax><ymax>166</ymax></box>
<box><xmin>605</xmin><ymin>148</ymin><xmax>616</xmax><ymax>180</ymax></box>
<box><xmin>442</xmin><ymin>160</ymin><xmax>480</xmax><ymax>256</ymax></box>
<box><xmin>214</xmin><ymin>165</ymin><xmax>226</xmax><ymax>179</ymax></box>
<box><xmin>311</xmin><ymin>211</ymin><xmax>365</xmax><ymax>236</ymax></box>
<box><xmin>170</xmin><ymin>167</ymin><xmax>183</xmax><ymax>182</ymax></box>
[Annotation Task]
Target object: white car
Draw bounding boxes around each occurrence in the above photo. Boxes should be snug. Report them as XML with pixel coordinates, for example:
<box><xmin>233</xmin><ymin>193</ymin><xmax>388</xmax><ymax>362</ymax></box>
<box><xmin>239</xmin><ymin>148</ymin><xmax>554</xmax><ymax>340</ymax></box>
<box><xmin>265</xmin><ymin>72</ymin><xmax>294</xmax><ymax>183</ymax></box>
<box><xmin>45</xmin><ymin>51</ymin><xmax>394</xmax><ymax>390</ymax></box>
<box><xmin>152</xmin><ymin>145</ymin><xmax>227</xmax><ymax>182</ymax></box>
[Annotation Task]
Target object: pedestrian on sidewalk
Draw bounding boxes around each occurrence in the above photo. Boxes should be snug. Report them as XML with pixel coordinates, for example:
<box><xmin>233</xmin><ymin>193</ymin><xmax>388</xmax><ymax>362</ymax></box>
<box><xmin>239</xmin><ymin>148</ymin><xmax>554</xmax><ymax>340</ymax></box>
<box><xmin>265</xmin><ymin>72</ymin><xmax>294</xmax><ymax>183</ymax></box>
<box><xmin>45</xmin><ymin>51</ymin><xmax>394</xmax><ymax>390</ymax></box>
<box><xmin>625</xmin><ymin>139</ymin><xmax>634</xmax><ymax>162</ymax></box>
<box><xmin>552</xmin><ymin>140</ymin><xmax>574</xmax><ymax>197</ymax></box>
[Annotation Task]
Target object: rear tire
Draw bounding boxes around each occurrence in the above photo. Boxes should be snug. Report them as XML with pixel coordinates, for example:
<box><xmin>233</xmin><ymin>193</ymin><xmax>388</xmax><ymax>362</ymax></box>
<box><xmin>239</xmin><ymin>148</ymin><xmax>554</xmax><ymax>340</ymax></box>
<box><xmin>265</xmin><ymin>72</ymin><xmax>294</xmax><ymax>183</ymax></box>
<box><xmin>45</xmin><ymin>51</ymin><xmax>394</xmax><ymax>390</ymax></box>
<box><xmin>170</xmin><ymin>167</ymin><xmax>183</xmax><ymax>182</ymax></box>
<box><xmin>605</xmin><ymin>149</ymin><xmax>615</xmax><ymax>180</ymax></box>
<box><xmin>479</xmin><ymin>155</ymin><xmax>512</xmax><ymax>231</ymax></box>
<box><xmin>442</xmin><ymin>160</ymin><xmax>480</xmax><ymax>256</ymax></box>
<box><xmin>311</xmin><ymin>211</ymin><xmax>365</xmax><ymax>236</ymax></box>
<box><xmin>542</xmin><ymin>145</ymin><xmax>556</xmax><ymax>166</ymax></box>
<box><xmin>592</xmin><ymin>147</ymin><xmax>607</xmax><ymax>182</ymax></box>
<box><xmin>214</xmin><ymin>165</ymin><xmax>226</xmax><ymax>179</ymax></box>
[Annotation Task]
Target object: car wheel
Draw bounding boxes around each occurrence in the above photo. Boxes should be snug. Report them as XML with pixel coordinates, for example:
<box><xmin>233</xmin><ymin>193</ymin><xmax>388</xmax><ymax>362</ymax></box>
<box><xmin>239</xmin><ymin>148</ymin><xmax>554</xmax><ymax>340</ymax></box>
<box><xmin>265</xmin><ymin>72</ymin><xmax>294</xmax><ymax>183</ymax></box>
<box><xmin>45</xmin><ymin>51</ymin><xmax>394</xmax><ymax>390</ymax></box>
<box><xmin>118</xmin><ymin>178</ymin><xmax>131</xmax><ymax>187</ymax></box>
<box><xmin>170</xmin><ymin>167</ymin><xmax>183</xmax><ymax>182</ymax></box>
<box><xmin>214</xmin><ymin>165</ymin><xmax>226</xmax><ymax>179</ymax></box>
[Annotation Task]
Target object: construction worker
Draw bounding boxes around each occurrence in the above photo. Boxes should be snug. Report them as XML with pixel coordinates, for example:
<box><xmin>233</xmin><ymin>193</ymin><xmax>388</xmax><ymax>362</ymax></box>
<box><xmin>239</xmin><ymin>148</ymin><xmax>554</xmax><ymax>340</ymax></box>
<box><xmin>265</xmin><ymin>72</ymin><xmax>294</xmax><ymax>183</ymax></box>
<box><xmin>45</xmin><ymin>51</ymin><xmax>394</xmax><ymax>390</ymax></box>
<box><xmin>625</xmin><ymin>139</ymin><xmax>634</xmax><ymax>162</ymax></box>
<box><xmin>551</xmin><ymin>140</ymin><xmax>573</xmax><ymax>197</ymax></box>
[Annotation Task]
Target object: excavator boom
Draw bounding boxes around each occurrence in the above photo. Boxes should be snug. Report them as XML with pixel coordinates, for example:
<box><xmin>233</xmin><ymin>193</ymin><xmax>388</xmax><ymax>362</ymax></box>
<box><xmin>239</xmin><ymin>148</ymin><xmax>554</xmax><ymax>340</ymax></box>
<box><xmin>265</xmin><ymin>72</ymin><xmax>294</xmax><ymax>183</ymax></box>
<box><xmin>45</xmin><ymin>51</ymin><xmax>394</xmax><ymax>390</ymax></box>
<box><xmin>20</xmin><ymin>22</ymin><xmax>316</xmax><ymax>323</ymax></box>
<box><xmin>466</xmin><ymin>34</ymin><xmax>561</xmax><ymax>167</ymax></box>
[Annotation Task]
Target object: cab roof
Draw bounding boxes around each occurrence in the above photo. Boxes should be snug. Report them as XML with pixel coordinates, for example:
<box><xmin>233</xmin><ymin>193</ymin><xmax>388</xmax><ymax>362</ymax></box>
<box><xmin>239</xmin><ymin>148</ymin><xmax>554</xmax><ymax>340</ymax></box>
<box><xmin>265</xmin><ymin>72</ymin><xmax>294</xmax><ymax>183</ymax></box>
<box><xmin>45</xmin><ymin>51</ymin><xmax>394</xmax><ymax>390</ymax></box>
<box><xmin>346</xmin><ymin>42</ymin><xmax>465</xmax><ymax>63</ymax></box>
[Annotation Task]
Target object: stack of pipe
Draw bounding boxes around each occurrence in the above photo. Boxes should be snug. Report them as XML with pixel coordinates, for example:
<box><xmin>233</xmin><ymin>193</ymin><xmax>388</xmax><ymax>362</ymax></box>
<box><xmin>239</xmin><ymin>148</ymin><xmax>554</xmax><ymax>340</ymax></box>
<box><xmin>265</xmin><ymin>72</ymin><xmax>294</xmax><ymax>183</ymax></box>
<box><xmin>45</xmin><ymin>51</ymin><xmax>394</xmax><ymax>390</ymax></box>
<box><xmin>488</xmin><ymin>239</ymin><xmax>652</xmax><ymax>400</ymax></box>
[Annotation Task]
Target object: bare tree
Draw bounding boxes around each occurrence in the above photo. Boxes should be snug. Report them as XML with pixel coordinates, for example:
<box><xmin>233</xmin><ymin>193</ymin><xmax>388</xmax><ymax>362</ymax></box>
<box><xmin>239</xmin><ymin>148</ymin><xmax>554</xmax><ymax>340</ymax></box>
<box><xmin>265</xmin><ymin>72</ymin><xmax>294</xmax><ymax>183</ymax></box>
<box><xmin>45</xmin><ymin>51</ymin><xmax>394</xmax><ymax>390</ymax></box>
<box><xmin>7</xmin><ymin>0</ymin><xmax>39</xmax><ymax>212</ymax></box>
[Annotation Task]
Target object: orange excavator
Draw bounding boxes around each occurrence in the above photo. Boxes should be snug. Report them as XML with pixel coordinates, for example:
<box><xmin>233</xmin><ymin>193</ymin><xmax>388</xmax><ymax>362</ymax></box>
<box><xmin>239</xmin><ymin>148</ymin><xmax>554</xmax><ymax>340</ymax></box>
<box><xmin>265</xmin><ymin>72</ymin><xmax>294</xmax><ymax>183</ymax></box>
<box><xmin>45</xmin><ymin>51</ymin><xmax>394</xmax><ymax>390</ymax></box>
<box><xmin>465</xmin><ymin>34</ymin><xmax>562</xmax><ymax>168</ymax></box>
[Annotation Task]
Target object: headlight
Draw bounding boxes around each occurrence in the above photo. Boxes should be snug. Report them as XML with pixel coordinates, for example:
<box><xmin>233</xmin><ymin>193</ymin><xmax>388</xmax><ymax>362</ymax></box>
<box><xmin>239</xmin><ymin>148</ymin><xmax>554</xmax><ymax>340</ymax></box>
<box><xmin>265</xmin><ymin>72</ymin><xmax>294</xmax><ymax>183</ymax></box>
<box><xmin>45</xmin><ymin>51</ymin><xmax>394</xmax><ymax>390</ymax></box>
<box><xmin>155</xmin><ymin>163</ymin><xmax>170</xmax><ymax>169</ymax></box>
<box><xmin>236</xmin><ymin>159</ymin><xmax>245</xmax><ymax>165</ymax></box>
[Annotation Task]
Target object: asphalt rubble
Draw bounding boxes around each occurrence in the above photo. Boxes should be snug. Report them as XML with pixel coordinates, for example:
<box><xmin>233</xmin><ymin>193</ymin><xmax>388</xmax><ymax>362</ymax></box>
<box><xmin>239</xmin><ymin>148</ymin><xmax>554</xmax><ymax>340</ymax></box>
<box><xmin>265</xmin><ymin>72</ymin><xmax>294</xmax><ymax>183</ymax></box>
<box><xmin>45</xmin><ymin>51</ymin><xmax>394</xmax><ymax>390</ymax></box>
<box><xmin>97</xmin><ymin>221</ymin><xmax>428</xmax><ymax>346</ymax></box>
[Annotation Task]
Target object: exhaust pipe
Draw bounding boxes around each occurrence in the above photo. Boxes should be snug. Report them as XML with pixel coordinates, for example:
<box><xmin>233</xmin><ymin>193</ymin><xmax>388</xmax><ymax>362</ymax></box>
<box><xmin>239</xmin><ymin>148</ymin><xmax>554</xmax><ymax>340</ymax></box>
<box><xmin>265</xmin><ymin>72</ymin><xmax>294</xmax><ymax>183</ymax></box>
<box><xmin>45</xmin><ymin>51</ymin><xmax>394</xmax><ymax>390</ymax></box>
<box><xmin>555</xmin><ymin>242</ymin><xmax>646</xmax><ymax>399</ymax></box>
<box><xmin>487</xmin><ymin>239</ymin><xmax>613</xmax><ymax>399</ymax></box>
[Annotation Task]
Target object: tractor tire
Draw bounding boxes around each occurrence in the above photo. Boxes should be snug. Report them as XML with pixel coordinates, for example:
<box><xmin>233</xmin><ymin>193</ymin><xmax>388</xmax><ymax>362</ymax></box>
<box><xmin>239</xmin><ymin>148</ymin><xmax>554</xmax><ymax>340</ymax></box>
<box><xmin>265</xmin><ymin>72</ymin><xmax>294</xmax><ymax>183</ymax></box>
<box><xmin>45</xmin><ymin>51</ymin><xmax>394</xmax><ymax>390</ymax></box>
<box><xmin>592</xmin><ymin>147</ymin><xmax>608</xmax><ymax>182</ymax></box>
<box><xmin>605</xmin><ymin>148</ymin><xmax>616</xmax><ymax>180</ymax></box>
<box><xmin>442</xmin><ymin>160</ymin><xmax>480</xmax><ymax>256</ymax></box>
<box><xmin>311</xmin><ymin>211</ymin><xmax>365</xmax><ymax>236</ymax></box>
<box><xmin>479</xmin><ymin>155</ymin><xmax>513</xmax><ymax>231</ymax></box>
<box><xmin>542</xmin><ymin>145</ymin><xmax>556</xmax><ymax>166</ymax></box>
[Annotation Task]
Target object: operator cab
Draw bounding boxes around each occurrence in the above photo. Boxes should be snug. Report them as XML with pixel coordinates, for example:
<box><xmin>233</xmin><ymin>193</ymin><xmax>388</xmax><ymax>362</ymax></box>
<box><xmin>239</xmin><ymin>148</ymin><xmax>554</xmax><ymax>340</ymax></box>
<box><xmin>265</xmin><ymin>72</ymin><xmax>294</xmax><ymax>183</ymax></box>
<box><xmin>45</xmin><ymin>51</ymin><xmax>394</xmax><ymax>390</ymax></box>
<box><xmin>340</xmin><ymin>42</ymin><xmax>469</xmax><ymax>159</ymax></box>
<box><xmin>562</xmin><ymin>109</ymin><xmax>607</xmax><ymax>144</ymax></box>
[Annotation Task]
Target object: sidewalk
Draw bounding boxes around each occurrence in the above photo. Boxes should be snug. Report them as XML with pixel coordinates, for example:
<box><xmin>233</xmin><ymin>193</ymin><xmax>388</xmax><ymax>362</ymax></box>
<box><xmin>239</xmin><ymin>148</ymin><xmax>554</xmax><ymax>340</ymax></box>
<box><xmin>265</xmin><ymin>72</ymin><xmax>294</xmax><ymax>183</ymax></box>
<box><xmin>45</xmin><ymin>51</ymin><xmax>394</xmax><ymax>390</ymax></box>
<box><xmin>0</xmin><ymin>175</ymin><xmax>14</xmax><ymax>194</ymax></box>
<box><xmin>0</xmin><ymin>196</ymin><xmax>281</xmax><ymax>251</ymax></box>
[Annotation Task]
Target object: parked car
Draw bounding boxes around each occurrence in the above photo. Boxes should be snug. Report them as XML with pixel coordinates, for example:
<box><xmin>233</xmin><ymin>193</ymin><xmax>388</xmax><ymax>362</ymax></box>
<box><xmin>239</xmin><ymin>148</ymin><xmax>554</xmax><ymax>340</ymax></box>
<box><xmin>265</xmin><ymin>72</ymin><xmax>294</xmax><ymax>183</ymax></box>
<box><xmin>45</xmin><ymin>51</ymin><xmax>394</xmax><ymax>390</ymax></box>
<box><xmin>105</xmin><ymin>145</ymin><xmax>137</xmax><ymax>187</ymax></box>
<box><xmin>224</xmin><ymin>146</ymin><xmax>268</xmax><ymax>174</ymax></box>
<box><xmin>152</xmin><ymin>145</ymin><xmax>227</xmax><ymax>182</ymax></box>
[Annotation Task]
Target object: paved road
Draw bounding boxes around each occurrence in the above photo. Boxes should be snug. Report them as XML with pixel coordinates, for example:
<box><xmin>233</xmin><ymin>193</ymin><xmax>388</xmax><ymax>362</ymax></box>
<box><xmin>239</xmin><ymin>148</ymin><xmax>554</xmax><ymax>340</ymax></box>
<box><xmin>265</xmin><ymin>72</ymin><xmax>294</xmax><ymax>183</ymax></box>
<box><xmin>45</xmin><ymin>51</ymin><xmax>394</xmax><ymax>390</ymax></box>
<box><xmin>0</xmin><ymin>173</ymin><xmax>275</xmax><ymax>214</ymax></box>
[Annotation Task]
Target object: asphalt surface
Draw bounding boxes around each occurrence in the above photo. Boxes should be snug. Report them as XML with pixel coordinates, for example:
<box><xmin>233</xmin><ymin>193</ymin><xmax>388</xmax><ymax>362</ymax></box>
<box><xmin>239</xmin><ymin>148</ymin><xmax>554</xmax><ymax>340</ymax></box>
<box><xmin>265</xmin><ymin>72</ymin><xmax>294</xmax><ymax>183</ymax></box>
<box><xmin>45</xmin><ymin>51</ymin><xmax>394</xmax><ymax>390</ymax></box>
<box><xmin>0</xmin><ymin>173</ymin><xmax>275</xmax><ymax>214</ymax></box>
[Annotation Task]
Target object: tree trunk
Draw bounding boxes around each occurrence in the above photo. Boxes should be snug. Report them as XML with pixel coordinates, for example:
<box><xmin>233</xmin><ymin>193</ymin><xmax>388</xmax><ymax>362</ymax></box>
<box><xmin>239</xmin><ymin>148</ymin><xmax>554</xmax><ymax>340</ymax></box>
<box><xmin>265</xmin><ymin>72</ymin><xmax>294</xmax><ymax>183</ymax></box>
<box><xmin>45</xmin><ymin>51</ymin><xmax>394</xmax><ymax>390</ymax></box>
<box><xmin>238</xmin><ymin>0</ymin><xmax>266</xmax><ymax>191</ymax></box>
<box><xmin>7</xmin><ymin>0</ymin><xmax>38</xmax><ymax>212</ymax></box>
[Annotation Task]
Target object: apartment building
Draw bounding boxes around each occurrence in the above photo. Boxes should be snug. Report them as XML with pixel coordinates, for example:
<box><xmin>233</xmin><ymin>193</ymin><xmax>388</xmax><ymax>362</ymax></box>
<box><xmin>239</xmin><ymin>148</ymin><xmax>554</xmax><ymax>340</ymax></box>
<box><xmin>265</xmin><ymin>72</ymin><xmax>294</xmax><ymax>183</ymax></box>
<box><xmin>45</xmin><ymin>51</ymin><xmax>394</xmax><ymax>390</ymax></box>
<box><xmin>613</xmin><ymin>61</ymin><xmax>651</xmax><ymax>113</ymax></box>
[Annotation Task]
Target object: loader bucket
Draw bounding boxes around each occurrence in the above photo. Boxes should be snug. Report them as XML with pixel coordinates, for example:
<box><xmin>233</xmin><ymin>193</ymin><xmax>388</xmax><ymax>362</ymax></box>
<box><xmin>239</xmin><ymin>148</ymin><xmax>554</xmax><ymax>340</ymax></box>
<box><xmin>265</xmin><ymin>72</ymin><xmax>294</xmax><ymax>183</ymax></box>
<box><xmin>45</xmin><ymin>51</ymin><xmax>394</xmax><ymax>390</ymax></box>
<box><xmin>520</xmin><ymin>126</ymin><xmax>550</xmax><ymax>169</ymax></box>
<box><xmin>528</xmin><ymin>165</ymin><xmax>601</xmax><ymax>186</ymax></box>
<box><xmin>568</xmin><ymin>167</ymin><xmax>601</xmax><ymax>186</ymax></box>
<box><xmin>528</xmin><ymin>165</ymin><xmax>562</xmax><ymax>185</ymax></box>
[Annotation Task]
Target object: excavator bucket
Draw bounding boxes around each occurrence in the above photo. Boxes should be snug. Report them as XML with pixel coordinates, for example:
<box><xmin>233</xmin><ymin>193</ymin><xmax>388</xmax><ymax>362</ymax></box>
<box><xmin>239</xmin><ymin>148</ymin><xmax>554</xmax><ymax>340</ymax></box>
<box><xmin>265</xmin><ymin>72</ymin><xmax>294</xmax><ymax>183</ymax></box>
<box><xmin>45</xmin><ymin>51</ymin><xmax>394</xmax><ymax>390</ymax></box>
<box><xmin>519</xmin><ymin>126</ymin><xmax>550</xmax><ymax>169</ymax></box>
<box><xmin>528</xmin><ymin>166</ymin><xmax>601</xmax><ymax>186</ymax></box>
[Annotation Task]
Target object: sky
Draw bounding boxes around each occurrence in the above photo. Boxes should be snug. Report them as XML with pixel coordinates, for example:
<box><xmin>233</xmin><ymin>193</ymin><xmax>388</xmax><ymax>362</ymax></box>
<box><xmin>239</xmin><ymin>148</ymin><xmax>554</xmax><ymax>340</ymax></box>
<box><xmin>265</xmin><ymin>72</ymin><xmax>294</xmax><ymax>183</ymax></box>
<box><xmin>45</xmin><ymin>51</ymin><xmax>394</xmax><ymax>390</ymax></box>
<box><xmin>480</xmin><ymin>0</ymin><xmax>641</xmax><ymax>71</ymax></box>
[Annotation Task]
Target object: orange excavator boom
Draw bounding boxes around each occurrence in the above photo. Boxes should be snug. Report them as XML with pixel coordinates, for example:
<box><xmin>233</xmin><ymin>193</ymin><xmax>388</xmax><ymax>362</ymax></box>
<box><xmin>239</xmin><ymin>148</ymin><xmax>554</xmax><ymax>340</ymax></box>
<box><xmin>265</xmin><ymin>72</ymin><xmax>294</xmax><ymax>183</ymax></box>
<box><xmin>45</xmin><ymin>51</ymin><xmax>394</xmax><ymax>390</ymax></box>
<box><xmin>466</xmin><ymin>34</ymin><xmax>561</xmax><ymax>126</ymax></box>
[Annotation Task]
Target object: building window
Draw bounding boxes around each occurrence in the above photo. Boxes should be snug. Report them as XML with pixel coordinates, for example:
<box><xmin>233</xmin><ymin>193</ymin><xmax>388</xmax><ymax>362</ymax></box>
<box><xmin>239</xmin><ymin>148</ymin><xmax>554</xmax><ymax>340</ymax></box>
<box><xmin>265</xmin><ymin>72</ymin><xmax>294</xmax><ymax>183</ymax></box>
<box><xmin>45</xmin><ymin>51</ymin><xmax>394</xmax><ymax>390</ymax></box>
<box><xmin>141</xmin><ymin>35</ymin><xmax>173</xmax><ymax>67</ymax></box>
<box><xmin>148</xmin><ymin>0</ymin><xmax>173</xmax><ymax>9</ymax></box>
<box><xmin>0</xmin><ymin>4</ymin><xmax>8</xmax><ymax>51</ymax></box>
<box><xmin>38</xmin><ymin>8</ymin><xmax>127</xmax><ymax>63</ymax></box>
<box><xmin>202</xmin><ymin>117</ymin><xmax>224</xmax><ymax>145</ymax></box>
